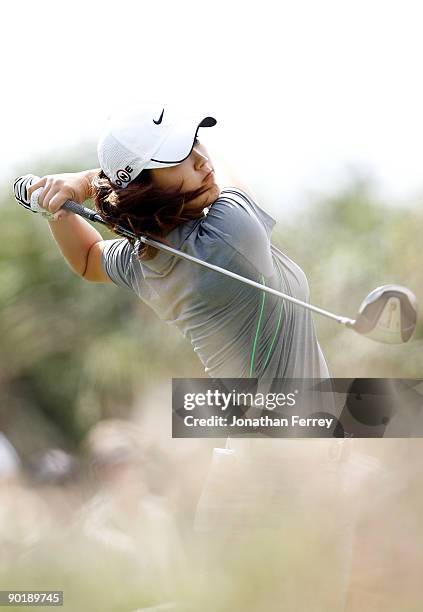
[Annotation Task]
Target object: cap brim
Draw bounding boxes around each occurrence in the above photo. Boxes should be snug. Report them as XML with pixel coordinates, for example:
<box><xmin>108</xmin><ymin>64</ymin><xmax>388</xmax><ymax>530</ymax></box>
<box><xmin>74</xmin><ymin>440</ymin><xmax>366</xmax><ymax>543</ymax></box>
<box><xmin>145</xmin><ymin>115</ymin><xmax>216</xmax><ymax>169</ymax></box>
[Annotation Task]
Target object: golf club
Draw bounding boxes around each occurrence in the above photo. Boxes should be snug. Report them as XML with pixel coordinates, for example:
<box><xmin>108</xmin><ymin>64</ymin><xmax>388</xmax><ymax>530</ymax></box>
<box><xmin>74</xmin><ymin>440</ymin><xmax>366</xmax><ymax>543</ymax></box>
<box><xmin>13</xmin><ymin>174</ymin><xmax>418</xmax><ymax>344</ymax></box>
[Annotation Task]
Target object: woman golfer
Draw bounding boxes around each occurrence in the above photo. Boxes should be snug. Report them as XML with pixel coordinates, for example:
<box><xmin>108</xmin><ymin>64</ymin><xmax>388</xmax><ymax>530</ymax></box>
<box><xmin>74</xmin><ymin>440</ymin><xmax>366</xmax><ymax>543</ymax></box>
<box><xmin>27</xmin><ymin>104</ymin><xmax>358</xmax><ymax>608</ymax></box>
<box><xmin>27</xmin><ymin>103</ymin><xmax>329</xmax><ymax>381</ymax></box>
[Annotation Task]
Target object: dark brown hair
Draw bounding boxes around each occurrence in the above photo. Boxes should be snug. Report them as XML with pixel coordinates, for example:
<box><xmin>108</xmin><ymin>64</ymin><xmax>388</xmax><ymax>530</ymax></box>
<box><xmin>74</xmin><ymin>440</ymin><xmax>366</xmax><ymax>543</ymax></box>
<box><xmin>91</xmin><ymin>169</ymin><xmax>212</xmax><ymax>260</ymax></box>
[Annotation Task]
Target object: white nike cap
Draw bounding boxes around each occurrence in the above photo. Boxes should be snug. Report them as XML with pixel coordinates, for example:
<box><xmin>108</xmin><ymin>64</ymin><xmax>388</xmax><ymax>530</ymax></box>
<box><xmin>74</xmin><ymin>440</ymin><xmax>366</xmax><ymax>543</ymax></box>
<box><xmin>97</xmin><ymin>104</ymin><xmax>217</xmax><ymax>188</ymax></box>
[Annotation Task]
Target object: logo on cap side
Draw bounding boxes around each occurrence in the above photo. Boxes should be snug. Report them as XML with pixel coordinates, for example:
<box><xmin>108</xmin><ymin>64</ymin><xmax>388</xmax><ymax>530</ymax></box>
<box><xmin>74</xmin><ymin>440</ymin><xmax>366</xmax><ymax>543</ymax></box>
<box><xmin>153</xmin><ymin>108</ymin><xmax>164</xmax><ymax>125</ymax></box>
<box><xmin>115</xmin><ymin>166</ymin><xmax>134</xmax><ymax>187</ymax></box>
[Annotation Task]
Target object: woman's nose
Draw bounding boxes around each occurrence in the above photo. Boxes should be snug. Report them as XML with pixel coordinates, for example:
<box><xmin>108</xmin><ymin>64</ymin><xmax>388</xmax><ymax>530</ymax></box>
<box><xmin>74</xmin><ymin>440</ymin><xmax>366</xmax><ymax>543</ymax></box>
<box><xmin>194</xmin><ymin>150</ymin><xmax>209</xmax><ymax>169</ymax></box>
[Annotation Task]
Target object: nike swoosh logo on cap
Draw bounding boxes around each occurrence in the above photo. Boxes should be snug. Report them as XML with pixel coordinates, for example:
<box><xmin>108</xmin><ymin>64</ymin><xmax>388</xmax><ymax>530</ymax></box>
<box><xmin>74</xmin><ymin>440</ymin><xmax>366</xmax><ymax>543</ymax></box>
<box><xmin>153</xmin><ymin>108</ymin><xmax>164</xmax><ymax>125</ymax></box>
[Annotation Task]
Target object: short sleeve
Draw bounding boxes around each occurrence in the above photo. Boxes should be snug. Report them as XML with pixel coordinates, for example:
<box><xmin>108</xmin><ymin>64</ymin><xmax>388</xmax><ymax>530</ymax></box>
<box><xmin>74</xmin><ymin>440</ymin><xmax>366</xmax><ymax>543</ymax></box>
<box><xmin>201</xmin><ymin>188</ymin><xmax>276</xmax><ymax>277</ymax></box>
<box><xmin>221</xmin><ymin>187</ymin><xmax>276</xmax><ymax>238</ymax></box>
<box><xmin>101</xmin><ymin>238</ymin><xmax>135</xmax><ymax>291</ymax></box>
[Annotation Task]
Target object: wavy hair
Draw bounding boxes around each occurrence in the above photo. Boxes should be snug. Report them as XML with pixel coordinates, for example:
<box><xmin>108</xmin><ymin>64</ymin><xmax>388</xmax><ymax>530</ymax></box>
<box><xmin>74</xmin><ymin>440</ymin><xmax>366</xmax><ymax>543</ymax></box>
<box><xmin>91</xmin><ymin>169</ymin><xmax>212</xmax><ymax>260</ymax></box>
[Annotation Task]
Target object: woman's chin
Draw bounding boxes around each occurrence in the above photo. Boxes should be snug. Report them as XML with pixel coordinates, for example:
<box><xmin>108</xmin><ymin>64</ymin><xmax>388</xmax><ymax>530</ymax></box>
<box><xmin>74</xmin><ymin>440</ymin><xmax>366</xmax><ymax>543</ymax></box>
<box><xmin>208</xmin><ymin>182</ymin><xmax>222</xmax><ymax>202</ymax></box>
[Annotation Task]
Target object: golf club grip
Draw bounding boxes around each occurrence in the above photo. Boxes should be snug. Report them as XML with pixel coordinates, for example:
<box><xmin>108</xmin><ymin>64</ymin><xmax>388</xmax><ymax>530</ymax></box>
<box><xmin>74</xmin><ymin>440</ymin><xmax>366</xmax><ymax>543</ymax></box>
<box><xmin>61</xmin><ymin>199</ymin><xmax>101</xmax><ymax>222</ymax></box>
<box><xmin>13</xmin><ymin>174</ymin><xmax>102</xmax><ymax>223</ymax></box>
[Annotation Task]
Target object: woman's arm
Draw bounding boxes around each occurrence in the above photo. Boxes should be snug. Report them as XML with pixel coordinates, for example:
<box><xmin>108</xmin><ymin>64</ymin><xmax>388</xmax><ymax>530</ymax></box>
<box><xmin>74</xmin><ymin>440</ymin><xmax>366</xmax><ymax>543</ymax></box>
<box><xmin>27</xmin><ymin>169</ymin><xmax>104</xmax><ymax>277</ymax></box>
<box><xmin>47</xmin><ymin>214</ymin><xmax>104</xmax><ymax>277</ymax></box>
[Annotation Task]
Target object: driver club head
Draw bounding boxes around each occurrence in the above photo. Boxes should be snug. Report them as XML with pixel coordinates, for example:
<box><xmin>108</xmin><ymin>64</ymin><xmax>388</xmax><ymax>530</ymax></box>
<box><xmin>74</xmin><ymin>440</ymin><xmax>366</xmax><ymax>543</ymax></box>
<box><xmin>349</xmin><ymin>285</ymin><xmax>418</xmax><ymax>344</ymax></box>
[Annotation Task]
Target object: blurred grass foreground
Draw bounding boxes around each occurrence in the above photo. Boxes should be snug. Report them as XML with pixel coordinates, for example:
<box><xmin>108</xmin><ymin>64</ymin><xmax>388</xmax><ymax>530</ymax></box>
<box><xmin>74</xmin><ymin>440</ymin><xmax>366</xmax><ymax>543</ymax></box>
<box><xmin>1</xmin><ymin>151</ymin><xmax>423</xmax><ymax>611</ymax></box>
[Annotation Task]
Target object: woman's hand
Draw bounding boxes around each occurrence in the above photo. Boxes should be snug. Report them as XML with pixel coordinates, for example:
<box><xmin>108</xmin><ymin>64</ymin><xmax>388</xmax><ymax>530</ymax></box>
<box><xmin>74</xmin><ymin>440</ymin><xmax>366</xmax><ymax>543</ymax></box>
<box><xmin>27</xmin><ymin>169</ymin><xmax>98</xmax><ymax>221</ymax></box>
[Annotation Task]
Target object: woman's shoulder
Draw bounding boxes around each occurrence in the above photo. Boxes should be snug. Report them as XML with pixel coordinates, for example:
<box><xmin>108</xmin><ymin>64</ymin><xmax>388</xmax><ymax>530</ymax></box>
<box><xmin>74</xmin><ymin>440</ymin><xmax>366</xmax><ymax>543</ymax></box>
<box><xmin>198</xmin><ymin>186</ymin><xmax>275</xmax><ymax>277</ymax></box>
<box><xmin>220</xmin><ymin>184</ymin><xmax>258</xmax><ymax>201</ymax></box>
<box><xmin>210</xmin><ymin>186</ymin><xmax>276</xmax><ymax>237</ymax></box>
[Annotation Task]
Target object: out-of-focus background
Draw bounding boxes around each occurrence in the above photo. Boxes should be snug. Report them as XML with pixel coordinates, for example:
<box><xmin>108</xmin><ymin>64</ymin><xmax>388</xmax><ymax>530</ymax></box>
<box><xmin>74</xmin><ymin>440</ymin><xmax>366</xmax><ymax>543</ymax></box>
<box><xmin>1</xmin><ymin>1</ymin><xmax>423</xmax><ymax>610</ymax></box>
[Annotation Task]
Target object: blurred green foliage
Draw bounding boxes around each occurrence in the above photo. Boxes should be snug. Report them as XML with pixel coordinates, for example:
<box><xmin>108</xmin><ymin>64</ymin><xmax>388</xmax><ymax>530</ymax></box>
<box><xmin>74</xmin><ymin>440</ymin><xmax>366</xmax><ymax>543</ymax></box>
<box><xmin>1</xmin><ymin>150</ymin><xmax>422</xmax><ymax>454</ymax></box>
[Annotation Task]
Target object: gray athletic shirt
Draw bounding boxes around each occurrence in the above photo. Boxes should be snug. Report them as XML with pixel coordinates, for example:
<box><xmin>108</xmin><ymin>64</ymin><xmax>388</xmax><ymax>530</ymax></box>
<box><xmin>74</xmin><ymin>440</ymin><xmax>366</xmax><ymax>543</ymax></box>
<box><xmin>101</xmin><ymin>187</ymin><xmax>330</xmax><ymax>380</ymax></box>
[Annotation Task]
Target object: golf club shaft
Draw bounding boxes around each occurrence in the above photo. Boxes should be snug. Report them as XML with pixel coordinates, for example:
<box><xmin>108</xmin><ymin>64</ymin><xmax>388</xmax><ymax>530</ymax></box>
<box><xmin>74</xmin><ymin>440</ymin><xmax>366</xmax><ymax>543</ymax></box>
<box><xmin>56</xmin><ymin>199</ymin><xmax>356</xmax><ymax>327</ymax></box>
